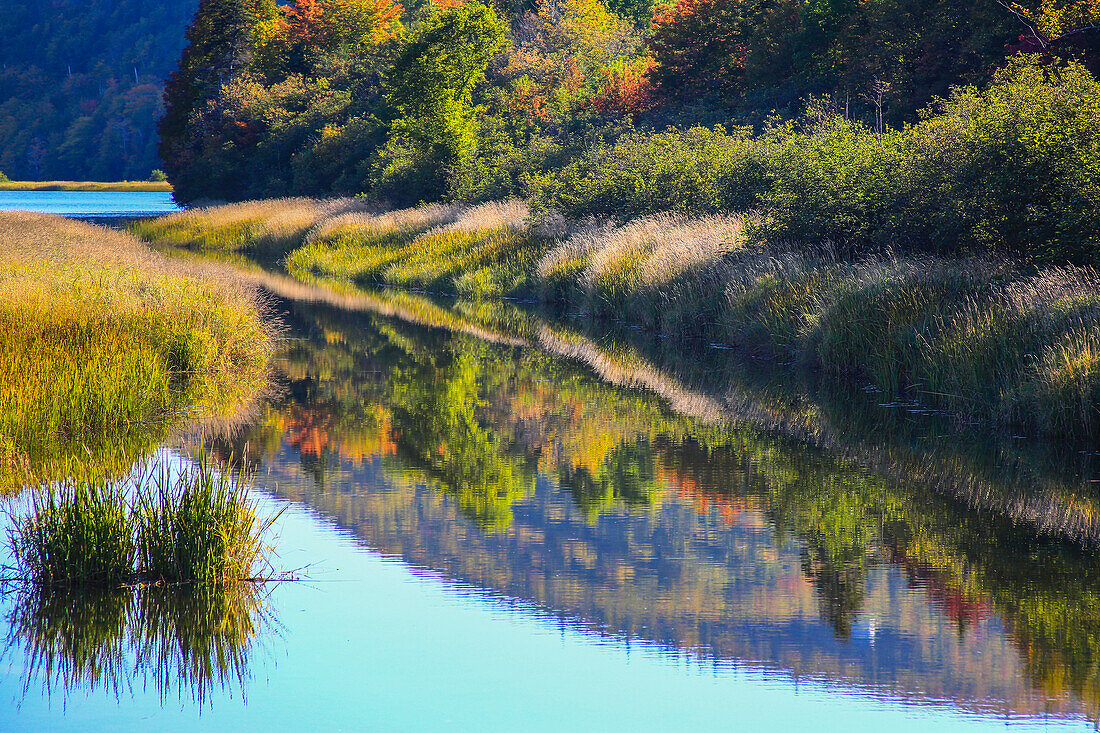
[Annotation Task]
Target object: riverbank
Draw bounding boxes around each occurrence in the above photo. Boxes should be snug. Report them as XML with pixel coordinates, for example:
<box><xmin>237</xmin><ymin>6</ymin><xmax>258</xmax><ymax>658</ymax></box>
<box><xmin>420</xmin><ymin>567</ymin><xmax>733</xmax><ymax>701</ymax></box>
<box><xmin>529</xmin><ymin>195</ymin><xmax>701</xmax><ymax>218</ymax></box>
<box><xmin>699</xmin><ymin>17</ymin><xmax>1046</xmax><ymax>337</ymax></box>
<box><xmin>0</xmin><ymin>180</ymin><xmax>173</xmax><ymax>192</ymax></box>
<box><xmin>133</xmin><ymin>199</ymin><xmax>1100</xmax><ymax>442</ymax></box>
<box><xmin>0</xmin><ymin>213</ymin><xmax>275</xmax><ymax>486</ymax></box>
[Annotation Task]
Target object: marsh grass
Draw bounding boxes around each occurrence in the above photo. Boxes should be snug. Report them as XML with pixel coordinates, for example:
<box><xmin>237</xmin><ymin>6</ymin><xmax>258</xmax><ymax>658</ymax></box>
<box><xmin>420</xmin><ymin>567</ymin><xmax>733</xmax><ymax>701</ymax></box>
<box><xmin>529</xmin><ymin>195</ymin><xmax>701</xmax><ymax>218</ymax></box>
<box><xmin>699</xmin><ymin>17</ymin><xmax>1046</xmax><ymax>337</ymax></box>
<box><xmin>130</xmin><ymin>198</ymin><xmax>361</xmax><ymax>253</ymax></box>
<box><xmin>134</xmin><ymin>458</ymin><xmax>278</xmax><ymax>583</ymax></box>
<box><xmin>283</xmin><ymin>200</ymin><xmax>548</xmax><ymax>297</ymax></box>
<box><xmin>0</xmin><ymin>213</ymin><xmax>275</xmax><ymax>485</ymax></box>
<box><xmin>8</xmin><ymin>455</ymin><xmax>280</xmax><ymax>587</ymax></box>
<box><xmin>0</xmin><ymin>181</ymin><xmax>173</xmax><ymax>192</ymax></box>
<box><xmin>146</xmin><ymin>196</ymin><xmax>1100</xmax><ymax>438</ymax></box>
<box><xmin>9</xmin><ymin>482</ymin><xmax>134</xmax><ymax>587</ymax></box>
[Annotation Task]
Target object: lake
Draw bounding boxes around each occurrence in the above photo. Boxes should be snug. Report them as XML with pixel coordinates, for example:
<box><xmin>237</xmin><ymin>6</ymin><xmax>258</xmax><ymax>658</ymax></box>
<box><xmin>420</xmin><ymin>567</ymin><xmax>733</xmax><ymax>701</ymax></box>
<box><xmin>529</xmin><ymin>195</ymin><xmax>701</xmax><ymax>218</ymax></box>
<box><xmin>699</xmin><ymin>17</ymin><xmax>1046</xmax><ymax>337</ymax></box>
<box><xmin>0</xmin><ymin>190</ymin><xmax>179</xmax><ymax>217</ymax></box>
<box><xmin>3</xmin><ymin>196</ymin><xmax>1100</xmax><ymax>730</ymax></box>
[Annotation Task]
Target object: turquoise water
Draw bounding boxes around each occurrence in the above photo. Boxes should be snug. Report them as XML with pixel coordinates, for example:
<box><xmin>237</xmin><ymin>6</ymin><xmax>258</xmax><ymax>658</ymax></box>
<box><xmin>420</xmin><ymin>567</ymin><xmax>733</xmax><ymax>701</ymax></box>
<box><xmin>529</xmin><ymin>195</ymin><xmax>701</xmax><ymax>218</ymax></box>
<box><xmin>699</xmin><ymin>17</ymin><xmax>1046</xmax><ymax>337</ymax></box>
<box><xmin>0</xmin><ymin>190</ymin><xmax>178</xmax><ymax>216</ymax></box>
<box><xmin>0</xmin><ymin>484</ymin><xmax>1076</xmax><ymax>732</ymax></box>
<box><xmin>3</xmin><ymin>263</ymin><xmax>1100</xmax><ymax>730</ymax></box>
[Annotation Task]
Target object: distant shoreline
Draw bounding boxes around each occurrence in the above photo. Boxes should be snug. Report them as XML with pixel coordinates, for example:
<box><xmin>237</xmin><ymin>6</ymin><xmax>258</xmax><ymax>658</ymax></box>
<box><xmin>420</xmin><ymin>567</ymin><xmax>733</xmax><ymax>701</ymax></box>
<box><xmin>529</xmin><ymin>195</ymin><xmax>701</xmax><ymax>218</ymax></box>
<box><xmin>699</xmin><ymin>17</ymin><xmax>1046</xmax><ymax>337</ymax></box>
<box><xmin>0</xmin><ymin>181</ymin><xmax>173</xmax><ymax>192</ymax></box>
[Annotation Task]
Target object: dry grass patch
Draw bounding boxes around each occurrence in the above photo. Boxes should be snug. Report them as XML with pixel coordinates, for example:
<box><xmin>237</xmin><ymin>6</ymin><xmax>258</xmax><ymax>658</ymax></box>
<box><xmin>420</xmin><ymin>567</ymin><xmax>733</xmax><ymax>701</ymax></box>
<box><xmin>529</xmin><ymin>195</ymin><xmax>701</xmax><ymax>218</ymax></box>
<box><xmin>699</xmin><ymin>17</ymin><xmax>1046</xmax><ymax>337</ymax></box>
<box><xmin>131</xmin><ymin>198</ymin><xmax>363</xmax><ymax>253</ymax></box>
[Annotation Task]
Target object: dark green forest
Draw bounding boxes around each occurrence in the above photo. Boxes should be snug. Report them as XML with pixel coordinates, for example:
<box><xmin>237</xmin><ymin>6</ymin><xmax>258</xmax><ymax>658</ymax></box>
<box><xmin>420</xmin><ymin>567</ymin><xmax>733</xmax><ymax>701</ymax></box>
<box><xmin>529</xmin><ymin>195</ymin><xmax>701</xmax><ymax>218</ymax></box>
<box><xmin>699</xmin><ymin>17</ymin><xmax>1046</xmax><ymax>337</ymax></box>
<box><xmin>0</xmin><ymin>0</ymin><xmax>198</xmax><ymax>181</ymax></box>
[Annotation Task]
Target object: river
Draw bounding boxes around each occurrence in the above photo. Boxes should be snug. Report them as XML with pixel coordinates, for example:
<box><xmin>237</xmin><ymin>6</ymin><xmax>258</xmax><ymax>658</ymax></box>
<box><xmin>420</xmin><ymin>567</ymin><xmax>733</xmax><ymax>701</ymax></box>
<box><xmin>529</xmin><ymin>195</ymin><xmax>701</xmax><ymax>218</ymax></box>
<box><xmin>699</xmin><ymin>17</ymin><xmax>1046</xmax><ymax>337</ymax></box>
<box><xmin>2</xmin><ymin>193</ymin><xmax>1098</xmax><ymax>731</ymax></box>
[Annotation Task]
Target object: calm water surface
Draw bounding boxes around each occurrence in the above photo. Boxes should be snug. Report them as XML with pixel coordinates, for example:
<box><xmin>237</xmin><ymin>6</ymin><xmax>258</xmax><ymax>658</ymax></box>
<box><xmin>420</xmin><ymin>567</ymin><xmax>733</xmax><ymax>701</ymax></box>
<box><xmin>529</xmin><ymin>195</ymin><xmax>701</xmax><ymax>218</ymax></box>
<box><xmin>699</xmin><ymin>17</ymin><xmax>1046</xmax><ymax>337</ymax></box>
<box><xmin>0</xmin><ymin>190</ymin><xmax>179</xmax><ymax>216</ymax></box>
<box><xmin>3</xmin><ymin>225</ymin><xmax>1100</xmax><ymax>729</ymax></box>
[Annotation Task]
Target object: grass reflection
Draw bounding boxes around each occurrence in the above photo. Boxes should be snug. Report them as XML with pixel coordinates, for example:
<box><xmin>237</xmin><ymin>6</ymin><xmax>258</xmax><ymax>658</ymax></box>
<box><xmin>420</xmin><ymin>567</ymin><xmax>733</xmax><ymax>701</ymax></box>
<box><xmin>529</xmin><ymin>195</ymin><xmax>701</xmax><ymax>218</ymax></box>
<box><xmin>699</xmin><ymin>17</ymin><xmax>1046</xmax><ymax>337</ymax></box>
<box><xmin>5</xmin><ymin>581</ymin><xmax>269</xmax><ymax>705</ymax></box>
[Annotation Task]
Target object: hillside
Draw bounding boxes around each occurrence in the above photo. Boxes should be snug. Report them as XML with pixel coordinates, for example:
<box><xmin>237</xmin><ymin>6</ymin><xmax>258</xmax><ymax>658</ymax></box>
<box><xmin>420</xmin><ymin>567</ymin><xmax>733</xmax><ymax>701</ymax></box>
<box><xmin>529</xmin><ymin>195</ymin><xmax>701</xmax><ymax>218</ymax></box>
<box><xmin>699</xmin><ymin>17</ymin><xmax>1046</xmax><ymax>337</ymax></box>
<box><xmin>0</xmin><ymin>0</ymin><xmax>198</xmax><ymax>182</ymax></box>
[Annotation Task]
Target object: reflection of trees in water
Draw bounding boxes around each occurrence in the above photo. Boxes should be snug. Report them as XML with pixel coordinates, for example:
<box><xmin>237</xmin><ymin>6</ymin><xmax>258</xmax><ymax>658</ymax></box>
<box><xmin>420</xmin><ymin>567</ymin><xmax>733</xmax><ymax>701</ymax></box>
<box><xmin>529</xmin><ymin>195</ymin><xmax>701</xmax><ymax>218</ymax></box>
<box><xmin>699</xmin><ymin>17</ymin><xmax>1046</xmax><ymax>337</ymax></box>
<box><xmin>4</xmin><ymin>583</ymin><xmax>269</xmax><ymax>705</ymax></box>
<box><xmin>233</xmin><ymin>294</ymin><xmax>1100</xmax><ymax>713</ymax></box>
<box><xmin>653</xmin><ymin>434</ymin><xmax>1100</xmax><ymax>711</ymax></box>
<box><xmin>390</xmin><ymin>352</ymin><xmax>535</xmax><ymax>528</ymax></box>
<box><xmin>563</xmin><ymin>441</ymin><xmax>660</xmax><ymax>518</ymax></box>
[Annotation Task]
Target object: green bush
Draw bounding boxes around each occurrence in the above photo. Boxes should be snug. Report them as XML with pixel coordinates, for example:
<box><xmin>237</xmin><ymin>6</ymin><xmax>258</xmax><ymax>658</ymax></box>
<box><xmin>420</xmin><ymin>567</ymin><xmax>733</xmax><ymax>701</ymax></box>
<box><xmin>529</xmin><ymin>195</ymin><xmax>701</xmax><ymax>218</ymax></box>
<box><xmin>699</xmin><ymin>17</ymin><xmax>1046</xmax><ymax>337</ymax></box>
<box><xmin>533</xmin><ymin>125</ymin><xmax>768</xmax><ymax>219</ymax></box>
<box><xmin>536</xmin><ymin>58</ymin><xmax>1100</xmax><ymax>267</ymax></box>
<box><xmin>901</xmin><ymin>57</ymin><xmax>1100</xmax><ymax>265</ymax></box>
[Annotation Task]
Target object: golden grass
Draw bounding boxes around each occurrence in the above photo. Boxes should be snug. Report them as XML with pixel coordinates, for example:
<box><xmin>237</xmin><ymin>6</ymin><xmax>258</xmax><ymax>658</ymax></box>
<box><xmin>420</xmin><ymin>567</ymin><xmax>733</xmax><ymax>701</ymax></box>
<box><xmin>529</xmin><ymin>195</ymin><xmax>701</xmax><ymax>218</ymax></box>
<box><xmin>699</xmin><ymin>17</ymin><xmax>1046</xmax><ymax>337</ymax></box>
<box><xmin>285</xmin><ymin>199</ymin><xmax>544</xmax><ymax>297</ymax></box>
<box><xmin>0</xmin><ymin>213</ymin><xmax>275</xmax><ymax>485</ymax></box>
<box><xmin>130</xmin><ymin>198</ymin><xmax>365</xmax><ymax>253</ymax></box>
<box><xmin>135</xmin><ymin>195</ymin><xmax>1100</xmax><ymax>438</ymax></box>
<box><xmin>0</xmin><ymin>181</ymin><xmax>173</xmax><ymax>192</ymax></box>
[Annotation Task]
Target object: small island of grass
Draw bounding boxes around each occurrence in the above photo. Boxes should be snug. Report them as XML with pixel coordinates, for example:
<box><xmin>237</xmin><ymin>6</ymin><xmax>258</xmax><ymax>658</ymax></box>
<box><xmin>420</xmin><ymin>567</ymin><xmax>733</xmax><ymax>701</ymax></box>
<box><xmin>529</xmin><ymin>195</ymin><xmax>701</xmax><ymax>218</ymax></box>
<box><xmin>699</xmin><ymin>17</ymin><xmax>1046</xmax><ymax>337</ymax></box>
<box><xmin>0</xmin><ymin>180</ymin><xmax>173</xmax><ymax>192</ymax></box>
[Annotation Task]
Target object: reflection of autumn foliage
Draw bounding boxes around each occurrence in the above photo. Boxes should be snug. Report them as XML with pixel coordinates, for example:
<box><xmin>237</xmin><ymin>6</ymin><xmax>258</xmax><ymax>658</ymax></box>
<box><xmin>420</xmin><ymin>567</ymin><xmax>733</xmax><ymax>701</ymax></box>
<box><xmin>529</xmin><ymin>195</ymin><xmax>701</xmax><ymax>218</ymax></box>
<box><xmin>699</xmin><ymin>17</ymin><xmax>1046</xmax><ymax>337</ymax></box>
<box><xmin>284</xmin><ymin>404</ymin><xmax>396</xmax><ymax>464</ymax></box>
<box><xmin>888</xmin><ymin>546</ymin><xmax>992</xmax><ymax>629</ymax></box>
<box><xmin>657</xmin><ymin>463</ymin><xmax>748</xmax><ymax>525</ymax></box>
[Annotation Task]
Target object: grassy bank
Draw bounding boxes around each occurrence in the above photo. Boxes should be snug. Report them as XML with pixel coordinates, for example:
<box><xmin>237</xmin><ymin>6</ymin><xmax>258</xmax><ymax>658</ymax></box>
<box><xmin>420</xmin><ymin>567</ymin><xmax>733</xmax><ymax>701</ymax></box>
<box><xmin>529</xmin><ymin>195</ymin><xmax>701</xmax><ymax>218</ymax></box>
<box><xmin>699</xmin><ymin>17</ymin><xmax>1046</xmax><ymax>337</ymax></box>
<box><xmin>0</xmin><ymin>213</ymin><xmax>275</xmax><ymax>485</ymax></box>
<box><xmin>135</xmin><ymin>198</ymin><xmax>1100</xmax><ymax>441</ymax></box>
<box><xmin>0</xmin><ymin>181</ymin><xmax>173</xmax><ymax>192</ymax></box>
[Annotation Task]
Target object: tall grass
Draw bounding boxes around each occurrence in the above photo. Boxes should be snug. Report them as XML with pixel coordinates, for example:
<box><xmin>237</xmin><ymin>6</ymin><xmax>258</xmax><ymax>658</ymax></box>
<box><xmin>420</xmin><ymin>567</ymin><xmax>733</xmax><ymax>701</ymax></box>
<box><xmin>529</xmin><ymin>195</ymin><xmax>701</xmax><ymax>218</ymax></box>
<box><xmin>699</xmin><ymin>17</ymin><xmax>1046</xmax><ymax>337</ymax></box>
<box><xmin>0</xmin><ymin>213</ymin><xmax>275</xmax><ymax>485</ymax></box>
<box><xmin>130</xmin><ymin>198</ymin><xmax>362</xmax><ymax>253</ymax></box>
<box><xmin>9</xmin><ymin>482</ymin><xmax>134</xmax><ymax>587</ymax></box>
<box><xmin>0</xmin><ymin>180</ymin><xmax>173</xmax><ymax>192</ymax></box>
<box><xmin>138</xmin><ymin>195</ymin><xmax>1100</xmax><ymax>438</ymax></box>
<box><xmin>285</xmin><ymin>200</ymin><xmax>547</xmax><ymax>297</ymax></box>
<box><xmin>8</xmin><ymin>455</ymin><xmax>280</xmax><ymax>587</ymax></box>
<box><xmin>134</xmin><ymin>459</ymin><xmax>276</xmax><ymax>583</ymax></box>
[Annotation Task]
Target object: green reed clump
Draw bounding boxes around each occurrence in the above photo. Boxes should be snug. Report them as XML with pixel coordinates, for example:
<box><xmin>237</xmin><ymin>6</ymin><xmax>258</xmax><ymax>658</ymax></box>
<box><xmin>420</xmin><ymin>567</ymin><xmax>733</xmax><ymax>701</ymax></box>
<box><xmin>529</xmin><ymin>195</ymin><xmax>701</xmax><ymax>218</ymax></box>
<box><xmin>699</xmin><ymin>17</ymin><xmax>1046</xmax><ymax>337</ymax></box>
<box><xmin>8</xmin><ymin>456</ymin><xmax>280</xmax><ymax>587</ymax></box>
<box><xmin>10</xmin><ymin>482</ymin><xmax>134</xmax><ymax>587</ymax></box>
<box><xmin>134</xmin><ymin>460</ymin><xmax>275</xmax><ymax>583</ymax></box>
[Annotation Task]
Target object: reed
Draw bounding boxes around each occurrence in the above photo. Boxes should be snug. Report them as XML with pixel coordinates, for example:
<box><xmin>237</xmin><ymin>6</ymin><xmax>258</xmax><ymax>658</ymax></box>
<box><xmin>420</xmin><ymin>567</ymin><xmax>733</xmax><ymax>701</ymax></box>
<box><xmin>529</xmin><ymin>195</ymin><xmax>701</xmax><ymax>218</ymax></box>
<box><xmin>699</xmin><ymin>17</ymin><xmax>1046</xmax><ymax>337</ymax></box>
<box><xmin>136</xmin><ymin>196</ymin><xmax>1100</xmax><ymax>438</ymax></box>
<box><xmin>133</xmin><ymin>458</ymin><xmax>277</xmax><ymax>583</ymax></box>
<box><xmin>130</xmin><ymin>197</ymin><xmax>361</xmax><ymax>253</ymax></box>
<box><xmin>8</xmin><ymin>455</ymin><xmax>280</xmax><ymax>587</ymax></box>
<box><xmin>9</xmin><ymin>481</ymin><xmax>134</xmax><ymax>587</ymax></box>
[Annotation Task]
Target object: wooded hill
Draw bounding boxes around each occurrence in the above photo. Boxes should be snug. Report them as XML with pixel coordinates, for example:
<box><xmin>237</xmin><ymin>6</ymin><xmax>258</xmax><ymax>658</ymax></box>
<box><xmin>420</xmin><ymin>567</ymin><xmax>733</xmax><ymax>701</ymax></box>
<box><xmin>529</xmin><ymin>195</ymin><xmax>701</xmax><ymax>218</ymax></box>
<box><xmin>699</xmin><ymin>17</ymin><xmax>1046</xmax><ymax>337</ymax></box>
<box><xmin>0</xmin><ymin>0</ymin><xmax>198</xmax><ymax>181</ymax></box>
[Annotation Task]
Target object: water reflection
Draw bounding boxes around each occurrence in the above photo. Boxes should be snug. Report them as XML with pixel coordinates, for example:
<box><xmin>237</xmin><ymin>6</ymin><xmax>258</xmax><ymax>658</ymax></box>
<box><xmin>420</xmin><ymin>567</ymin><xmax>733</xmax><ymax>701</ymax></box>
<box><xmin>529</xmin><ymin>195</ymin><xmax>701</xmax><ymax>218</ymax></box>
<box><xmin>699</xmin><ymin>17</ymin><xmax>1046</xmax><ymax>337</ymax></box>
<box><xmin>214</xmin><ymin>293</ymin><xmax>1100</xmax><ymax>724</ymax></box>
<box><xmin>4</xmin><ymin>582</ymin><xmax>269</xmax><ymax>705</ymax></box>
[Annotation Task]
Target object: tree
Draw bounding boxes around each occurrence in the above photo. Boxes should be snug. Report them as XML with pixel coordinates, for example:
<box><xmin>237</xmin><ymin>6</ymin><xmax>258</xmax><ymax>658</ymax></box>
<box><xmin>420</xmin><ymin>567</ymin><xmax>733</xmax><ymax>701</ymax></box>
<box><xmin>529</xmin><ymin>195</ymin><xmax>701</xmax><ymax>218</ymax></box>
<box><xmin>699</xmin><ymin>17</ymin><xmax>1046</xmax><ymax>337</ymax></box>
<box><xmin>1000</xmin><ymin>0</ymin><xmax>1100</xmax><ymax>70</ymax></box>
<box><xmin>258</xmin><ymin>0</ymin><xmax>404</xmax><ymax>77</ymax></box>
<box><xmin>159</xmin><ymin>0</ymin><xmax>279</xmax><ymax>201</ymax></box>
<box><xmin>379</xmin><ymin>2</ymin><xmax>508</xmax><ymax>201</ymax></box>
<box><xmin>647</xmin><ymin>0</ymin><xmax>757</xmax><ymax>103</ymax></box>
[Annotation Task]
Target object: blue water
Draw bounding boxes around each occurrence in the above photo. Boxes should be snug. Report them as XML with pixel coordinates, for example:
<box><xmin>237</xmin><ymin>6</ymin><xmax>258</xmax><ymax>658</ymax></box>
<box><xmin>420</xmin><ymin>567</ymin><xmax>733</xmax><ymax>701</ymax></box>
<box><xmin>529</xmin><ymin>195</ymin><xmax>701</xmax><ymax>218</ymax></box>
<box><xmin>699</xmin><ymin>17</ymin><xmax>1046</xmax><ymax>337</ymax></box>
<box><xmin>0</xmin><ymin>473</ymin><xmax>1084</xmax><ymax>732</ymax></box>
<box><xmin>0</xmin><ymin>190</ymin><xmax>179</xmax><ymax>217</ymax></box>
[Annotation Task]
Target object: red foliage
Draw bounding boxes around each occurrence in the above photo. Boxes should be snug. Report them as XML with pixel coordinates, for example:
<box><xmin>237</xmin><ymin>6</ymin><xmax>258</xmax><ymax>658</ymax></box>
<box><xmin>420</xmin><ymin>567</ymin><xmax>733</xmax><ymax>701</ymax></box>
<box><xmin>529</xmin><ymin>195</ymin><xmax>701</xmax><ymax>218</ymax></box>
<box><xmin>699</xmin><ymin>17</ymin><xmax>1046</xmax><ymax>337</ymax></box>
<box><xmin>593</xmin><ymin>57</ymin><xmax>657</xmax><ymax>116</ymax></box>
<box><xmin>285</xmin><ymin>0</ymin><xmax>327</xmax><ymax>46</ymax></box>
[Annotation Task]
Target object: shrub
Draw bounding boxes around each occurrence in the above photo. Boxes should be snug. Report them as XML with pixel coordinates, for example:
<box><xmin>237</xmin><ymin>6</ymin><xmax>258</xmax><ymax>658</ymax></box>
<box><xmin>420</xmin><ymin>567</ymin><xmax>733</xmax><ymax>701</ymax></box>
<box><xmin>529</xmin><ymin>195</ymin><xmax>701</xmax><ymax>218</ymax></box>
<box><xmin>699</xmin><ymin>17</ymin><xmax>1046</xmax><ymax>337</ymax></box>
<box><xmin>901</xmin><ymin>57</ymin><xmax>1100</xmax><ymax>265</ymax></box>
<box><xmin>750</xmin><ymin>115</ymin><xmax>906</xmax><ymax>254</ymax></box>
<box><xmin>532</xmin><ymin>125</ymin><xmax>767</xmax><ymax>219</ymax></box>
